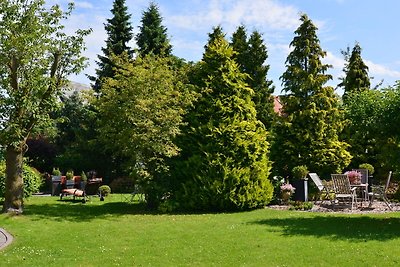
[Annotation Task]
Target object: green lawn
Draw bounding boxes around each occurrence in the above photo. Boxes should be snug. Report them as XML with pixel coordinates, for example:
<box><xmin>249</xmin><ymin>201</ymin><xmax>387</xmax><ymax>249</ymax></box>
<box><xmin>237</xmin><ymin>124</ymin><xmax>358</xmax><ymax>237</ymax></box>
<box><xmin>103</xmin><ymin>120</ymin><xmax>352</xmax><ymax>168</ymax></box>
<box><xmin>1</xmin><ymin>195</ymin><xmax>400</xmax><ymax>266</ymax></box>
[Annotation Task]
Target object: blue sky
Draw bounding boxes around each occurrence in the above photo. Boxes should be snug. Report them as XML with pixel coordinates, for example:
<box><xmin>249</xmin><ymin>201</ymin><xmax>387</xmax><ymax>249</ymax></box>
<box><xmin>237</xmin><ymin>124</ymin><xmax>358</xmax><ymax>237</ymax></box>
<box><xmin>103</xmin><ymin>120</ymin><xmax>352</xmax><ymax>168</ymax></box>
<box><xmin>50</xmin><ymin>0</ymin><xmax>400</xmax><ymax>95</ymax></box>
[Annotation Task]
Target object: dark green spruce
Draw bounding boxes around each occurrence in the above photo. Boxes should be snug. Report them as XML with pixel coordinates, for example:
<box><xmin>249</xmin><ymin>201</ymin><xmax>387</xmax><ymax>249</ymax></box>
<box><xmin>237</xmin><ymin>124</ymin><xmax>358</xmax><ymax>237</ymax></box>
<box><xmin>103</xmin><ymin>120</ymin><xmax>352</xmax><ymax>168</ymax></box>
<box><xmin>231</xmin><ymin>26</ymin><xmax>275</xmax><ymax>129</ymax></box>
<box><xmin>90</xmin><ymin>0</ymin><xmax>133</xmax><ymax>94</ymax></box>
<box><xmin>339</xmin><ymin>42</ymin><xmax>371</xmax><ymax>102</ymax></box>
<box><xmin>136</xmin><ymin>2</ymin><xmax>172</xmax><ymax>56</ymax></box>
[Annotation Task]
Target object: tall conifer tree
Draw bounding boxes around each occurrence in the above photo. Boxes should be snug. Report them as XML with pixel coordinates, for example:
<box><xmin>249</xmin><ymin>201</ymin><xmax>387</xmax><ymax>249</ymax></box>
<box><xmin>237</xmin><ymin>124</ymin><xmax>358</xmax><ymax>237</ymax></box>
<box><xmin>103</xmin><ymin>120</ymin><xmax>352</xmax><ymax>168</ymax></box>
<box><xmin>90</xmin><ymin>0</ymin><xmax>133</xmax><ymax>94</ymax></box>
<box><xmin>170</xmin><ymin>27</ymin><xmax>273</xmax><ymax>211</ymax></box>
<box><xmin>339</xmin><ymin>43</ymin><xmax>371</xmax><ymax>101</ymax></box>
<box><xmin>136</xmin><ymin>2</ymin><xmax>172</xmax><ymax>56</ymax></box>
<box><xmin>273</xmin><ymin>14</ymin><xmax>351</xmax><ymax>178</ymax></box>
<box><xmin>231</xmin><ymin>27</ymin><xmax>275</xmax><ymax>128</ymax></box>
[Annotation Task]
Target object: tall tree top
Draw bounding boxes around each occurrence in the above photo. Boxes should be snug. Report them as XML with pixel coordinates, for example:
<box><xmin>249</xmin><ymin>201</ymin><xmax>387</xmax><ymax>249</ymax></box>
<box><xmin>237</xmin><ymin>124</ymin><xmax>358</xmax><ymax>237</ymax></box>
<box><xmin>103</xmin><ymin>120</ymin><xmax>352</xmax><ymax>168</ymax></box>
<box><xmin>90</xmin><ymin>0</ymin><xmax>133</xmax><ymax>93</ymax></box>
<box><xmin>136</xmin><ymin>2</ymin><xmax>172</xmax><ymax>56</ymax></box>
<box><xmin>103</xmin><ymin>0</ymin><xmax>134</xmax><ymax>56</ymax></box>
<box><xmin>339</xmin><ymin>42</ymin><xmax>371</xmax><ymax>100</ymax></box>
<box><xmin>281</xmin><ymin>14</ymin><xmax>332</xmax><ymax>96</ymax></box>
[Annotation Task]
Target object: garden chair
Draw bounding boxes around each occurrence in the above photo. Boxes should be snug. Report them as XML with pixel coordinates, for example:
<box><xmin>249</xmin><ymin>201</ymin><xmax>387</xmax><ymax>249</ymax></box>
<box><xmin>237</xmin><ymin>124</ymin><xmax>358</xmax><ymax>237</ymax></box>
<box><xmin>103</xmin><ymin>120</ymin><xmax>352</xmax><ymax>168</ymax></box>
<box><xmin>368</xmin><ymin>171</ymin><xmax>392</xmax><ymax>210</ymax></box>
<box><xmin>331</xmin><ymin>174</ymin><xmax>357</xmax><ymax>210</ymax></box>
<box><xmin>308</xmin><ymin>173</ymin><xmax>331</xmax><ymax>202</ymax></box>
<box><xmin>353</xmin><ymin>168</ymin><xmax>369</xmax><ymax>201</ymax></box>
<box><xmin>122</xmin><ymin>184</ymin><xmax>145</xmax><ymax>204</ymax></box>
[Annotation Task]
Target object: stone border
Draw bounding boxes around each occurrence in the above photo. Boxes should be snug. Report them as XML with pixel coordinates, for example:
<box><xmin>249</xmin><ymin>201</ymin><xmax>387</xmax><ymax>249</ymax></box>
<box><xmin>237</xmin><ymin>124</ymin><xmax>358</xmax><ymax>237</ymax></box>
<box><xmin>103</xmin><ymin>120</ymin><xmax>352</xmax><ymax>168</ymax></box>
<box><xmin>0</xmin><ymin>228</ymin><xmax>13</xmax><ymax>251</ymax></box>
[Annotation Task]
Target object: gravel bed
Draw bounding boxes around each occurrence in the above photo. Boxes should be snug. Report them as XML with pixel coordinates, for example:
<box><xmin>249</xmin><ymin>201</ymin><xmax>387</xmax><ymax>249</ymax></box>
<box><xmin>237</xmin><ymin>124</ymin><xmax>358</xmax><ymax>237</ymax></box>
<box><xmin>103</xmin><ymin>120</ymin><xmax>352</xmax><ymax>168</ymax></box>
<box><xmin>267</xmin><ymin>201</ymin><xmax>400</xmax><ymax>214</ymax></box>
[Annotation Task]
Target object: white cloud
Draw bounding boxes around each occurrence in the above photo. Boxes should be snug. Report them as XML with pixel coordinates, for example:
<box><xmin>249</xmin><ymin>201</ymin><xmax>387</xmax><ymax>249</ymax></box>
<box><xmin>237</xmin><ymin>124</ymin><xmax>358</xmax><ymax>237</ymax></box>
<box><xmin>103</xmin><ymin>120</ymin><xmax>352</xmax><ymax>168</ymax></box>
<box><xmin>365</xmin><ymin>60</ymin><xmax>400</xmax><ymax>78</ymax></box>
<box><xmin>168</xmin><ymin>0</ymin><xmax>299</xmax><ymax>32</ymax></box>
<box><xmin>75</xmin><ymin>1</ymin><xmax>94</xmax><ymax>9</ymax></box>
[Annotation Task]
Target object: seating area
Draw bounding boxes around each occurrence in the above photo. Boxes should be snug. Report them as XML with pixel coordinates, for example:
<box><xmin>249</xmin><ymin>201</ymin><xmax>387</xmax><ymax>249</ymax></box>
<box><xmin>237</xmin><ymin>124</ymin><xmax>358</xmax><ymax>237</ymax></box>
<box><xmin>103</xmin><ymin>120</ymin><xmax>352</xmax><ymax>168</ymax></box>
<box><xmin>58</xmin><ymin>176</ymin><xmax>103</xmax><ymax>203</ymax></box>
<box><xmin>308</xmin><ymin>170</ymin><xmax>394</xmax><ymax>211</ymax></box>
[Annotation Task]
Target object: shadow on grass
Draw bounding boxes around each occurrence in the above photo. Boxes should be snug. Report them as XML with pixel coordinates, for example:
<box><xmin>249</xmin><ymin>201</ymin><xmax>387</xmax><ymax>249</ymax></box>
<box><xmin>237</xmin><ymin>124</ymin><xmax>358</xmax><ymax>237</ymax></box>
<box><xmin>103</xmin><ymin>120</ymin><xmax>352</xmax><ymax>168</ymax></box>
<box><xmin>250</xmin><ymin>215</ymin><xmax>400</xmax><ymax>242</ymax></box>
<box><xmin>24</xmin><ymin>199</ymin><xmax>151</xmax><ymax>222</ymax></box>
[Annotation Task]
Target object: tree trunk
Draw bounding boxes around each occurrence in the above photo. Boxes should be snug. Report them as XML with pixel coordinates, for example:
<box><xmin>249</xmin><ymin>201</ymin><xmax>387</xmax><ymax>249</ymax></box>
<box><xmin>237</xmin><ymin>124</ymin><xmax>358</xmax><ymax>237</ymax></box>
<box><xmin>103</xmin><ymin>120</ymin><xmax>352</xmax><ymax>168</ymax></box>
<box><xmin>2</xmin><ymin>145</ymin><xmax>25</xmax><ymax>214</ymax></box>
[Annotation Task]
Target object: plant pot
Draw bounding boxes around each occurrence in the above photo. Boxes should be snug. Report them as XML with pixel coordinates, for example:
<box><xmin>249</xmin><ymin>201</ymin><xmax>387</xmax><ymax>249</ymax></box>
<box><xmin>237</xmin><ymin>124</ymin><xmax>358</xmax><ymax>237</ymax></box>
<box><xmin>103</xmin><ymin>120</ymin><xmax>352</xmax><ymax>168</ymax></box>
<box><xmin>281</xmin><ymin>191</ymin><xmax>292</xmax><ymax>203</ymax></box>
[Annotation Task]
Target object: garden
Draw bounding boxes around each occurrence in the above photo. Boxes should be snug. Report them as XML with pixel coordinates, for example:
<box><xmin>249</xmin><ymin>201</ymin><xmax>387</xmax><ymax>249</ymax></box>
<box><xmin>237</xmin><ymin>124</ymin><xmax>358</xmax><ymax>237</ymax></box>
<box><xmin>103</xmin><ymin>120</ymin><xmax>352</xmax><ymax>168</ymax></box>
<box><xmin>1</xmin><ymin>195</ymin><xmax>400</xmax><ymax>266</ymax></box>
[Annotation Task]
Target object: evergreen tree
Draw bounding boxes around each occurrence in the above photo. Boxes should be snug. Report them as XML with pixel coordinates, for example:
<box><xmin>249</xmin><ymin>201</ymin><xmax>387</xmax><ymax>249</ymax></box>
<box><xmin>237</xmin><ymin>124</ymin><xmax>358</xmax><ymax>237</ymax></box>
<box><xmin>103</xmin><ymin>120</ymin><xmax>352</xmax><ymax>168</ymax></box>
<box><xmin>136</xmin><ymin>2</ymin><xmax>172</xmax><ymax>56</ymax></box>
<box><xmin>170</xmin><ymin>30</ymin><xmax>273</xmax><ymax>211</ymax></box>
<box><xmin>339</xmin><ymin>43</ymin><xmax>371</xmax><ymax>101</ymax></box>
<box><xmin>273</xmin><ymin>14</ymin><xmax>351</xmax><ymax>178</ymax></box>
<box><xmin>231</xmin><ymin>25</ymin><xmax>248</xmax><ymax>69</ymax></box>
<box><xmin>90</xmin><ymin>0</ymin><xmax>133</xmax><ymax>94</ymax></box>
<box><xmin>231</xmin><ymin>27</ymin><xmax>275</xmax><ymax>128</ymax></box>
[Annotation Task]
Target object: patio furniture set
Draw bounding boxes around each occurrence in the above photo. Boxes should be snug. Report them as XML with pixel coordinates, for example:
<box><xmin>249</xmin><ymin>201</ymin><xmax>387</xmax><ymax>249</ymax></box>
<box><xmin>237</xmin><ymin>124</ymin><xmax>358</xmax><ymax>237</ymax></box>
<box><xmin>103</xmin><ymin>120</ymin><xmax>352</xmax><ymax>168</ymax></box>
<box><xmin>309</xmin><ymin>170</ymin><xmax>393</xmax><ymax>211</ymax></box>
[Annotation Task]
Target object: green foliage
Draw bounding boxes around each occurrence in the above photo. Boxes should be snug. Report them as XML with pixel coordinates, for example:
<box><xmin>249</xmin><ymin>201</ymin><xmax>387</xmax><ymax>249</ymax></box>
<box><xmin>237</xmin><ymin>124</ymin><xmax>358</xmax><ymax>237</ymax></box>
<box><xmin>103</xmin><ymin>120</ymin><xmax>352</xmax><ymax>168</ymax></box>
<box><xmin>90</xmin><ymin>0</ymin><xmax>133</xmax><ymax>93</ymax></box>
<box><xmin>0</xmin><ymin>161</ymin><xmax>42</xmax><ymax>198</ymax></box>
<box><xmin>359</xmin><ymin>163</ymin><xmax>374</xmax><ymax>175</ymax></box>
<box><xmin>96</xmin><ymin>53</ymin><xmax>194</xmax><ymax>207</ymax></box>
<box><xmin>343</xmin><ymin>85</ymin><xmax>400</xmax><ymax>178</ymax></box>
<box><xmin>339</xmin><ymin>43</ymin><xmax>371</xmax><ymax>102</ymax></box>
<box><xmin>81</xmin><ymin>171</ymin><xmax>87</xmax><ymax>182</ymax></box>
<box><xmin>231</xmin><ymin>26</ymin><xmax>275</xmax><ymax>128</ymax></box>
<box><xmin>292</xmin><ymin>165</ymin><xmax>309</xmax><ymax>180</ymax></box>
<box><xmin>66</xmin><ymin>170</ymin><xmax>74</xmax><ymax>180</ymax></box>
<box><xmin>136</xmin><ymin>2</ymin><xmax>172</xmax><ymax>56</ymax></box>
<box><xmin>288</xmin><ymin>201</ymin><xmax>314</xmax><ymax>210</ymax></box>
<box><xmin>272</xmin><ymin>14</ymin><xmax>351</xmax><ymax>178</ymax></box>
<box><xmin>0</xmin><ymin>0</ymin><xmax>90</xmax><ymax>212</ymax></box>
<box><xmin>170</xmin><ymin>28</ymin><xmax>273</xmax><ymax>211</ymax></box>
<box><xmin>52</xmin><ymin>168</ymin><xmax>61</xmax><ymax>176</ymax></box>
<box><xmin>98</xmin><ymin>185</ymin><xmax>111</xmax><ymax>196</ymax></box>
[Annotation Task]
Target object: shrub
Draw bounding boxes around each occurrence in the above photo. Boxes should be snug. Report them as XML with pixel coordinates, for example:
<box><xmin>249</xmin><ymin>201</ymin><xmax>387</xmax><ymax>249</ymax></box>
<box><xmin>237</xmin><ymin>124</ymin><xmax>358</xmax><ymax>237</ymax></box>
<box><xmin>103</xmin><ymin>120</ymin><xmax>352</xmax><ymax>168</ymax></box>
<box><xmin>81</xmin><ymin>171</ymin><xmax>87</xmax><ymax>182</ymax></box>
<box><xmin>359</xmin><ymin>163</ymin><xmax>374</xmax><ymax>175</ymax></box>
<box><xmin>288</xmin><ymin>201</ymin><xmax>314</xmax><ymax>210</ymax></box>
<box><xmin>98</xmin><ymin>185</ymin><xmax>111</xmax><ymax>196</ymax></box>
<box><xmin>292</xmin><ymin>165</ymin><xmax>309</xmax><ymax>180</ymax></box>
<box><xmin>66</xmin><ymin>170</ymin><xmax>74</xmax><ymax>180</ymax></box>
<box><xmin>52</xmin><ymin>168</ymin><xmax>61</xmax><ymax>176</ymax></box>
<box><xmin>0</xmin><ymin>161</ymin><xmax>43</xmax><ymax>198</ymax></box>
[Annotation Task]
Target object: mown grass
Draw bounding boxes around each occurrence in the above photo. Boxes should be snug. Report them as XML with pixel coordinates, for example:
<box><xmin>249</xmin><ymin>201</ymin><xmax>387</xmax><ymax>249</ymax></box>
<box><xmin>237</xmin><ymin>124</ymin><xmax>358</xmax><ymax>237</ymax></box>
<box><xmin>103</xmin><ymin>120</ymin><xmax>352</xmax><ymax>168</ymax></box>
<box><xmin>1</xmin><ymin>195</ymin><xmax>400</xmax><ymax>266</ymax></box>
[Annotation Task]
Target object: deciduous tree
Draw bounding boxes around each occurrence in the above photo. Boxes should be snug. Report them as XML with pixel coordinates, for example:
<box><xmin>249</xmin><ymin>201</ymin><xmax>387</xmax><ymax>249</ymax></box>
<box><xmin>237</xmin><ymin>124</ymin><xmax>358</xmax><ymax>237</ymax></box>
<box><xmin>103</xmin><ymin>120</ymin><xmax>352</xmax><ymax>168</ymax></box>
<box><xmin>0</xmin><ymin>0</ymin><xmax>90</xmax><ymax>213</ymax></box>
<box><xmin>96</xmin><ymin>54</ymin><xmax>194</xmax><ymax>207</ymax></box>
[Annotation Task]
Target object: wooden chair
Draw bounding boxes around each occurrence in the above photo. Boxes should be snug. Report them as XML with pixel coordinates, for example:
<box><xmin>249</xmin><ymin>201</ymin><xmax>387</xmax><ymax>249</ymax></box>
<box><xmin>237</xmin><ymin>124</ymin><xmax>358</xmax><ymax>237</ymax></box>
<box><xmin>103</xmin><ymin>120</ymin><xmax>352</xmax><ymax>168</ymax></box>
<box><xmin>309</xmin><ymin>173</ymin><xmax>331</xmax><ymax>202</ymax></box>
<box><xmin>331</xmin><ymin>174</ymin><xmax>357</xmax><ymax>210</ymax></box>
<box><xmin>368</xmin><ymin>171</ymin><xmax>392</xmax><ymax>210</ymax></box>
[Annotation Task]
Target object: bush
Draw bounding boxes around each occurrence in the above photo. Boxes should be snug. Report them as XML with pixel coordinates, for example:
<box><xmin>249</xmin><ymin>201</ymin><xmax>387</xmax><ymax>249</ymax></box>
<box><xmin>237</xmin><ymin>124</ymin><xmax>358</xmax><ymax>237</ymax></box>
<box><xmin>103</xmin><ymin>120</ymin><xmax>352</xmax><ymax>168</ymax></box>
<box><xmin>0</xmin><ymin>161</ymin><xmax>43</xmax><ymax>198</ymax></box>
<box><xmin>66</xmin><ymin>170</ymin><xmax>74</xmax><ymax>180</ymax></box>
<box><xmin>288</xmin><ymin>201</ymin><xmax>314</xmax><ymax>210</ymax></box>
<box><xmin>98</xmin><ymin>185</ymin><xmax>111</xmax><ymax>196</ymax></box>
<box><xmin>292</xmin><ymin>165</ymin><xmax>309</xmax><ymax>180</ymax></box>
<box><xmin>359</xmin><ymin>163</ymin><xmax>374</xmax><ymax>175</ymax></box>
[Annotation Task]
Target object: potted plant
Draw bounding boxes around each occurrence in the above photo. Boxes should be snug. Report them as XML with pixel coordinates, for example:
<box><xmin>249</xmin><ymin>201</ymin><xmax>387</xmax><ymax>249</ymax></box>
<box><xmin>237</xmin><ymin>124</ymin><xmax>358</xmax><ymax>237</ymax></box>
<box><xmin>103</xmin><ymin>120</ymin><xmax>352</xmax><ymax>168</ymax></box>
<box><xmin>51</xmin><ymin>168</ymin><xmax>62</xmax><ymax>196</ymax></box>
<box><xmin>65</xmin><ymin>170</ymin><xmax>74</xmax><ymax>188</ymax></box>
<box><xmin>359</xmin><ymin>163</ymin><xmax>374</xmax><ymax>175</ymax></box>
<box><xmin>292</xmin><ymin>165</ymin><xmax>309</xmax><ymax>180</ymax></box>
<box><xmin>292</xmin><ymin>165</ymin><xmax>309</xmax><ymax>201</ymax></box>
<box><xmin>280</xmin><ymin>183</ymin><xmax>296</xmax><ymax>204</ymax></box>
<box><xmin>80</xmin><ymin>171</ymin><xmax>87</xmax><ymax>190</ymax></box>
<box><xmin>345</xmin><ymin>170</ymin><xmax>362</xmax><ymax>184</ymax></box>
